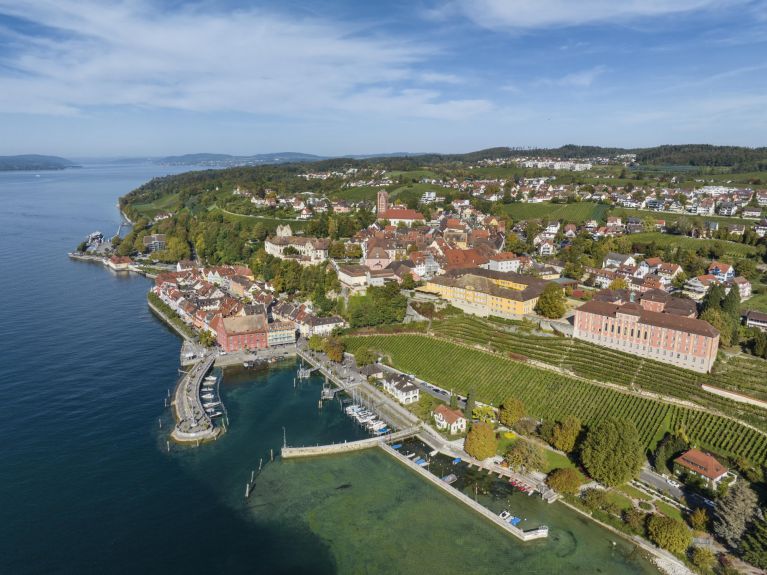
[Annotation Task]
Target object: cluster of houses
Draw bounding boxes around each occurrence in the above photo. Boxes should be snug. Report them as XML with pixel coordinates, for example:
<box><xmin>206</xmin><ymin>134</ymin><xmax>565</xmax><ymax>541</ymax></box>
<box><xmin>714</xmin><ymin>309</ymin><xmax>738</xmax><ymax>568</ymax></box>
<box><xmin>151</xmin><ymin>263</ymin><xmax>344</xmax><ymax>353</ymax></box>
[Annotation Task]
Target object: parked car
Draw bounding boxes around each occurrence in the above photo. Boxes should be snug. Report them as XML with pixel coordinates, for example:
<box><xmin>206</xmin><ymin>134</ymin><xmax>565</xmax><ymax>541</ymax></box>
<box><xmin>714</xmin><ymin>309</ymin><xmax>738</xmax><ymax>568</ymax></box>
<box><xmin>667</xmin><ymin>478</ymin><xmax>681</xmax><ymax>488</ymax></box>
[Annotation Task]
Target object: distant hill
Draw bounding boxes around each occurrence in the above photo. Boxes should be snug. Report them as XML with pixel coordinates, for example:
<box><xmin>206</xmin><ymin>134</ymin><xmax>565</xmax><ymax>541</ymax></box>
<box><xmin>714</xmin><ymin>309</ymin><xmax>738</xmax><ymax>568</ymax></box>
<box><xmin>0</xmin><ymin>155</ymin><xmax>78</xmax><ymax>171</ymax></box>
<box><xmin>157</xmin><ymin>152</ymin><xmax>326</xmax><ymax>167</ymax></box>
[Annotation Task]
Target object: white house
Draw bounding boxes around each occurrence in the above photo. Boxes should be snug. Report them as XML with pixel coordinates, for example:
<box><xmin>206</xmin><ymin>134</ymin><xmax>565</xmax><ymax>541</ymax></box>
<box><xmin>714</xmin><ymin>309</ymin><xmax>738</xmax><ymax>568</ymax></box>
<box><xmin>433</xmin><ymin>405</ymin><xmax>467</xmax><ymax>435</ymax></box>
<box><xmin>382</xmin><ymin>374</ymin><xmax>420</xmax><ymax>404</ymax></box>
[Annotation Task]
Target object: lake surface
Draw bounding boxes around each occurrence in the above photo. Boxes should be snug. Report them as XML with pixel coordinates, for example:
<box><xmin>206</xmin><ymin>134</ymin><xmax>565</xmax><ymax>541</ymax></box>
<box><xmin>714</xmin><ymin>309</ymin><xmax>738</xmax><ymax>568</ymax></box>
<box><xmin>0</xmin><ymin>162</ymin><xmax>660</xmax><ymax>574</ymax></box>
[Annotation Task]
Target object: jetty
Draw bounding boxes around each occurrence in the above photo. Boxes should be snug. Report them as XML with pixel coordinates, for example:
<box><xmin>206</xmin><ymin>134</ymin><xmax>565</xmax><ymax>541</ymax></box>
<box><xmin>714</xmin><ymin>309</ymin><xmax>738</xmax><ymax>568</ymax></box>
<box><xmin>281</xmin><ymin>427</ymin><xmax>421</xmax><ymax>458</ymax></box>
<box><xmin>170</xmin><ymin>355</ymin><xmax>222</xmax><ymax>443</ymax></box>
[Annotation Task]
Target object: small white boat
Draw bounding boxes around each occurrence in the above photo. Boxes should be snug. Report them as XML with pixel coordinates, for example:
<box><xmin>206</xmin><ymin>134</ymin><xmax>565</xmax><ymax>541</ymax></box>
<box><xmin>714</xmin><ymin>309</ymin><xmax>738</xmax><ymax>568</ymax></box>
<box><xmin>499</xmin><ymin>510</ymin><xmax>511</xmax><ymax>520</ymax></box>
<box><xmin>203</xmin><ymin>401</ymin><xmax>220</xmax><ymax>408</ymax></box>
<box><xmin>201</xmin><ymin>394</ymin><xmax>215</xmax><ymax>401</ymax></box>
<box><xmin>204</xmin><ymin>376</ymin><xmax>217</xmax><ymax>381</ymax></box>
<box><xmin>208</xmin><ymin>411</ymin><xmax>223</xmax><ymax>418</ymax></box>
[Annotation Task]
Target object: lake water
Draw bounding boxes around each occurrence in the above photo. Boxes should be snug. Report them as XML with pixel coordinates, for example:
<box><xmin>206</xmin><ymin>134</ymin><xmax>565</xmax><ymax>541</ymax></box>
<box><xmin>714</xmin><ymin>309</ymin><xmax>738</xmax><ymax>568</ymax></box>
<box><xmin>0</xmin><ymin>162</ymin><xmax>660</xmax><ymax>574</ymax></box>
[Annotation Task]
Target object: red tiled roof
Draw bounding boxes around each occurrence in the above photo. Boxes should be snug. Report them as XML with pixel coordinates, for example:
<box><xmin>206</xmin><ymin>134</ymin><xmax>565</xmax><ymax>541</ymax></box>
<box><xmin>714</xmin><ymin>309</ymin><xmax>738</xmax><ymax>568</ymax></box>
<box><xmin>674</xmin><ymin>449</ymin><xmax>728</xmax><ymax>480</ymax></box>
<box><xmin>381</xmin><ymin>208</ymin><xmax>425</xmax><ymax>221</ymax></box>
<box><xmin>434</xmin><ymin>404</ymin><xmax>465</xmax><ymax>425</ymax></box>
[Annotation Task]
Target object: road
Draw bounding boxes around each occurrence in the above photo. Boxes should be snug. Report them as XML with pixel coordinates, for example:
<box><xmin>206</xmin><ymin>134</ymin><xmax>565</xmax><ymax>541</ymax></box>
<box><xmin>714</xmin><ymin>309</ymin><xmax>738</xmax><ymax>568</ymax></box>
<box><xmin>637</xmin><ymin>466</ymin><xmax>715</xmax><ymax>511</ymax></box>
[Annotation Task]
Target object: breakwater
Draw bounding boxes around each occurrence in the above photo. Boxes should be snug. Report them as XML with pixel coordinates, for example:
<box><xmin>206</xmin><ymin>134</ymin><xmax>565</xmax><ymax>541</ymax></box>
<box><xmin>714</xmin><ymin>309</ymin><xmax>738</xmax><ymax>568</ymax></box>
<box><xmin>170</xmin><ymin>355</ymin><xmax>222</xmax><ymax>443</ymax></box>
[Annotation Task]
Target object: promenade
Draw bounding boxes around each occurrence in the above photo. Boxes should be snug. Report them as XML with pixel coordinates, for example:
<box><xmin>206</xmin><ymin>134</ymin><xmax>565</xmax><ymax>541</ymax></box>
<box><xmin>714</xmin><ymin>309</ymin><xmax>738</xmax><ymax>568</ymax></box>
<box><xmin>281</xmin><ymin>427</ymin><xmax>420</xmax><ymax>458</ymax></box>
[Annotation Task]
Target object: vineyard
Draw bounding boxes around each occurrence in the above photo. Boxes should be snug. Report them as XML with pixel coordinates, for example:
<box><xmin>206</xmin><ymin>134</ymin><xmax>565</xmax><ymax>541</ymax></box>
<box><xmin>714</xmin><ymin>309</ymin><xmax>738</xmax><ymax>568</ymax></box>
<box><xmin>344</xmin><ymin>334</ymin><xmax>767</xmax><ymax>464</ymax></box>
<box><xmin>500</xmin><ymin>201</ymin><xmax>607</xmax><ymax>223</ymax></box>
<box><xmin>429</xmin><ymin>316</ymin><xmax>767</xmax><ymax>434</ymax></box>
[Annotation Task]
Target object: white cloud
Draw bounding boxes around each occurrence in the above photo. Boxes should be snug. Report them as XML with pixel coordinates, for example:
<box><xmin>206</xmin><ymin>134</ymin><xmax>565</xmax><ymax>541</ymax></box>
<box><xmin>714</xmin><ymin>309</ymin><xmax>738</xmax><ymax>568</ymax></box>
<box><xmin>444</xmin><ymin>0</ymin><xmax>742</xmax><ymax>30</ymax></box>
<box><xmin>0</xmin><ymin>0</ymin><xmax>490</xmax><ymax>120</ymax></box>
<box><xmin>536</xmin><ymin>66</ymin><xmax>606</xmax><ymax>87</ymax></box>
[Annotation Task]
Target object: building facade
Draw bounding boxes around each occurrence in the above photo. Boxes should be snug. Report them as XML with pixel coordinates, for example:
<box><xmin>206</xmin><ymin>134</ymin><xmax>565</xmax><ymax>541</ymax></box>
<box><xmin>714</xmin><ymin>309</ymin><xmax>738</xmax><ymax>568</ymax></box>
<box><xmin>573</xmin><ymin>300</ymin><xmax>719</xmax><ymax>373</ymax></box>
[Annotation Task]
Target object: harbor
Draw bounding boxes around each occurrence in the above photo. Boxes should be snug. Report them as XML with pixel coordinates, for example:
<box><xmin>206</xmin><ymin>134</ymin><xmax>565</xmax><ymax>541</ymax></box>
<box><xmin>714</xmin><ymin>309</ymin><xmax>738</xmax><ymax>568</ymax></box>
<box><xmin>170</xmin><ymin>355</ymin><xmax>226</xmax><ymax>444</ymax></box>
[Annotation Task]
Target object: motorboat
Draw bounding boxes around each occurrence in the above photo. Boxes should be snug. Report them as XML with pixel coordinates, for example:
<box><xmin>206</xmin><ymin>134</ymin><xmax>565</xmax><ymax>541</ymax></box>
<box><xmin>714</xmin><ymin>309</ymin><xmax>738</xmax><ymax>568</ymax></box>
<box><xmin>499</xmin><ymin>510</ymin><xmax>511</xmax><ymax>521</ymax></box>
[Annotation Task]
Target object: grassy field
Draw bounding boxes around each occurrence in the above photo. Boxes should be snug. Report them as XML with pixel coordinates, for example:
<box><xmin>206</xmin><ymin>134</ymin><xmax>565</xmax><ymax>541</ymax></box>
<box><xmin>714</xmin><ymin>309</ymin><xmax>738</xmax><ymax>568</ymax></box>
<box><xmin>655</xmin><ymin>501</ymin><xmax>685</xmax><ymax>522</ymax></box>
<box><xmin>500</xmin><ymin>201</ymin><xmax>608</xmax><ymax>223</ymax></box>
<box><xmin>344</xmin><ymin>333</ymin><xmax>767</xmax><ymax>463</ymax></box>
<box><xmin>328</xmin><ymin>186</ymin><xmax>382</xmax><ymax>202</ymax></box>
<box><xmin>743</xmin><ymin>289</ymin><xmax>767</xmax><ymax>313</ymax></box>
<box><xmin>213</xmin><ymin>208</ymin><xmax>308</xmax><ymax>232</ymax></box>
<box><xmin>131</xmin><ymin>192</ymin><xmax>182</xmax><ymax>217</ymax></box>
<box><xmin>624</xmin><ymin>231</ymin><xmax>760</xmax><ymax>257</ymax></box>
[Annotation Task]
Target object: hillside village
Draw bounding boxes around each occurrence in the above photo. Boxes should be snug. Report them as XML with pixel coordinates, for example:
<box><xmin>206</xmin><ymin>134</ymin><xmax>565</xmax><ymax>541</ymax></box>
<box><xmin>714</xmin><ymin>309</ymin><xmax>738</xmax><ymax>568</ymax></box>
<box><xmin>70</xmin><ymin>150</ymin><xmax>767</xmax><ymax>573</ymax></box>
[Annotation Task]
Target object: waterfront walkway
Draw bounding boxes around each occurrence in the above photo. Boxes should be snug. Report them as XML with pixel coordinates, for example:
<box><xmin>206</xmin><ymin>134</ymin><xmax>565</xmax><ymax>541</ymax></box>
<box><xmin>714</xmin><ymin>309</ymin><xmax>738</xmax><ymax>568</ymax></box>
<box><xmin>170</xmin><ymin>355</ymin><xmax>221</xmax><ymax>443</ymax></box>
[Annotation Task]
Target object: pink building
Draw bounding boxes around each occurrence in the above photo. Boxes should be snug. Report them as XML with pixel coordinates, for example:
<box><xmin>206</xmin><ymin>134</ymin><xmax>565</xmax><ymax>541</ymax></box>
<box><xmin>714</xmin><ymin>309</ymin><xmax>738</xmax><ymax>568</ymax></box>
<box><xmin>573</xmin><ymin>300</ymin><xmax>719</xmax><ymax>373</ymax></box>
<box><xmin>212</xmin><ymin>314</ymin><xmax>268</xmax><ymax>352</ymax></box>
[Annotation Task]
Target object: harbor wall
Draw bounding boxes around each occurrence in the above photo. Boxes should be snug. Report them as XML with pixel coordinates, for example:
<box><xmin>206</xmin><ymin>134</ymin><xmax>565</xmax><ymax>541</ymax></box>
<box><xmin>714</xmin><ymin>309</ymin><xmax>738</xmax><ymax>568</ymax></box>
<box><xmin>281</xmin><ymin>428</ymin><xmax>419</xmax><ymax>459</ymax></box>
<box><xmin>378</xmin><ymin>443</ymin><xmax>548</xmax><ymax>542</ymax></box>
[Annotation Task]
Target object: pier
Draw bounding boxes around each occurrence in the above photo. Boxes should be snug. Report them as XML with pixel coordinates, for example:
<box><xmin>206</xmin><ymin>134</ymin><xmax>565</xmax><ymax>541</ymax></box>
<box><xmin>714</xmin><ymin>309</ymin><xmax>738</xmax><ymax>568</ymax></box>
<box><xmin>379</xmin><ymin>443</ymin><xmax>549</xmax><ymax>542</ymax></box>
<box><xmin>280</xmin><ymin>427</ymin><xmax>421</xmax><ymax>459</ymax></box>
<box><xmin>170</xmin><ymin>355</ymin><xmax>222</xmax><ymax>443</ymax></box>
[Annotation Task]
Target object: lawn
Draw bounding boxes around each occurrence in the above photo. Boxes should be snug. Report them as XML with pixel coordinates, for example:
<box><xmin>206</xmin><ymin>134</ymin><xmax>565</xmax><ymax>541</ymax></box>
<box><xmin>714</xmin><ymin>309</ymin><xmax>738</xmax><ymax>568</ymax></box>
<box><xmin>743</xmin><ymin>289</ymin><xmax>767</xmax><ymax>313</ymax></box>
<box><xmin>328</xmin><ymin>186</ymin><xmax>382</xmax><ymax>202</ymax></box>
<box><xmin>605</xmin><ymin>491</ymin><xmax>635</xmax><ymax>512</ymax></box>
<box><xmin>543</xmin><ymin>449</ymin><xmax>576</xmax><ymax>473</ymax></box>
<box><xmin>618</xmin><ymin>484</ymin><xmax>652</xmax><ymax>502</ymax></box>
<box><xmin>500</xmin><ymin>201</ymin><xmax>607</xmax><ymax>223</ymax></box>
<box><xmin>655</xmin><ymin>501</ymin><xmax>685</xmax><ymax>522</ymax></box>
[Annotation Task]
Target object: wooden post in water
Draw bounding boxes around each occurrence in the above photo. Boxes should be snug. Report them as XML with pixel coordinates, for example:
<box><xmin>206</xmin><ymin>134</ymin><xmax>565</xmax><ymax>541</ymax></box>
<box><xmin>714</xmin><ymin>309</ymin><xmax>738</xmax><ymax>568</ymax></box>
<box><xmin>270</xmin><ymin>448</ymin><xmax>274</xmax><ymax>462</ymax></box>
<box><xmin>245</xmin><ymin>482</ymin><xmax>250</xmax><ymax>498</ymax></box>
<box><xmin>158</xmin><ymin>418</ymin><xmax>162</xmax><ymax>429</ymax></box>
<box><xmin>166</xmin><ymin>441</ymin><xmax>170</xmax><ymax>452</ymax></box>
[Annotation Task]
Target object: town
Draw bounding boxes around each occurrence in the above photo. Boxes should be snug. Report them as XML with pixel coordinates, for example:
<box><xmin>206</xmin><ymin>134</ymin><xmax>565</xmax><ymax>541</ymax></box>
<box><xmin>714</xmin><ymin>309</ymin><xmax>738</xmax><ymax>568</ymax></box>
<box><xmin>72</xmin><ymin>147</ymin><xmax>767</xmax><ymax>575</ymax></box>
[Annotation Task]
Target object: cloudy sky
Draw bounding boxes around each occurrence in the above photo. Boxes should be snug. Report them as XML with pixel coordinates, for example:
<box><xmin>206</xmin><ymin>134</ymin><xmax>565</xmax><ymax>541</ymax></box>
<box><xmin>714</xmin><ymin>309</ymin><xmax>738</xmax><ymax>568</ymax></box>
<box><xmin>1</xmin><ymin>0</ymin><xmax>766</xmax><ymax>156</ymax></box>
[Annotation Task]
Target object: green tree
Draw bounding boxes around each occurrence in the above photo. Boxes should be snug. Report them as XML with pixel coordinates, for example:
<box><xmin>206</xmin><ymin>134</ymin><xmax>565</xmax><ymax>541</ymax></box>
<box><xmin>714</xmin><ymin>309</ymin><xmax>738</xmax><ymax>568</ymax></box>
<box><xmin>464</xmin><ymin>388</ymin><xmax>476</xmax><ymax>419</ymax></box>
<box><xmin>722</xmin><ymin>286</ymin><xmax>741</xmax><ymax>319</ymax></box>
<box><xmin>688</xmin><ymin>507</ymin><xmax>709</xmax><ymax>532</ymax></box>
<box><xmin>690</xmin><ymin>546</ymin><xmax>716</xmax><ymax>571</ymax></box>
<box><xmin>308</xmin><ymin>334</ymin><xmax>324</xmax><ymax>352</ymax></box>
<box><xmin>702</xmin><ymin>283</ymin><xmax>725</xmax><ymax>312</ymax></box>
<box><xmin>198</xmin><ymin>330</ymin><xmax>216</xmax><ymax>347</ymax></box>
<box><xmin>551</xmin><ymin>415</ymin><xmax>582</xmax><ymax>453</ymax></box>
<box><xmin>646</xmin><ymin>514</ymin><xmax>692</xmax><ymax>555</ymax></box>
<box><xmin>741</xmin><ymin>516</ymin><xmax>767</xmax><ymax>570</ymax></box>
<box><xmin>713</xmin><ymin>481</ymin><xmax>758</xmax><ymax>548</ymax></box>
<box><xmin>546</xmin><ymin>467</ymin><xmax>584</xmax><ymax>495</ymax></box>
<box><xmin>623</xmin><ymin>508</ymin><xmax>647</xmax><ymax>533</ymax></box>
<box><xmin>499</xmin><ymin>397</ymin><xmax>525</xmax><ymax>428</ymax></box>
<box><xmin>700</xmin><ymin>307</ymin><xmax>734</xmax><ymax>347</ymax></box>
<box><xmin>354</xmin><ymin>347</ymin><xmax>376</xmax><ymax>367</ymax></box>
<box><xmin>464</xmin><ymin>422</ymin><xmax>497</xmax><ymax>461</ymax></box>
<box><xmin>535</xmin><ymin>283</ymin><xmax>566</xmax><ymax>319</ymax></box>
<box><xmin>472</xmin><ymin>405</ymin><xmax>495</xmax><ymax>423</ymax></box>
<box><xmin>581</xmin><ymin>418</ymin><xmax>644</xmax><ymax>487</ymax></box>
<box><xmin>505</xmin><ymin>439</ymin><xmax>545</xmax><ymax>472</ymax></box>
<box><xmin>653</xmin><ymin>433</ymin><xmax>688</xmax><ymax>475</ymax></box>
<box><xmin>401</xmin><ymin>273</ymin><xmax>417</xmax><ymax>290</ymax></box>
<box><xmin>609</xmin><ymin>277</ymin><xmax>629</xmax><ymax>290</ymax></box>
<box><xmin>323</xmin><ymin>337</ymin><xmax>346</xmax><ymax>363</ymax></box>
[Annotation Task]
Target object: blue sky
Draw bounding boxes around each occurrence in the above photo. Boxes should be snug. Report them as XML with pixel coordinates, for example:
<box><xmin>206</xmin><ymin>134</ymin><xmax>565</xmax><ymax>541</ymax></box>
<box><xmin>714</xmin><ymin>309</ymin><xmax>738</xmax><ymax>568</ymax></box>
<box><xmin>0</xmin><ymin>0</ymin><xmax>766</xmax><ymax>156</ymax></box>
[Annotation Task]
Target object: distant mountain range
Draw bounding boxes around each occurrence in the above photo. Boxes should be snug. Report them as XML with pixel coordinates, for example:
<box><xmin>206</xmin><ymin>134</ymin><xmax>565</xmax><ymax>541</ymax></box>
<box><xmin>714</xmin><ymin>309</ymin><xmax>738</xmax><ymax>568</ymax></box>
<box><xmin>156</xmin><ymin>152</ymin><xmax>327</xmax><ymax>167</ymax></box>
<box><xmin>0</xmin><ymin>155</ymin><xmax>79</xmax><ymax>171</ymax></box>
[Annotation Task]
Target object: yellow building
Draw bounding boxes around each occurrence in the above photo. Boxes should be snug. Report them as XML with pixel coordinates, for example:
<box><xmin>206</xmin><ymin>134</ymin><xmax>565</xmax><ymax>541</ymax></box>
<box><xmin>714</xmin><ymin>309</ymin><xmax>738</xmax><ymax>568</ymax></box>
<box><xmin>419</xmin><ymin>269</ymin><xmax>548</xmax><ymax>318</ymax></box>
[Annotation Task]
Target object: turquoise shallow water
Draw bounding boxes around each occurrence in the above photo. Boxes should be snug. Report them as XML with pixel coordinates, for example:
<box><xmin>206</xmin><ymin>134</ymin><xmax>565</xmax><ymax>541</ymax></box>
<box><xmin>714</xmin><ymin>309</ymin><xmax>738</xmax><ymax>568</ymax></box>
<box><xmin>0</xmin><ymin>162</ymin><xmax>660</xmax><ymax>574</ymax></box>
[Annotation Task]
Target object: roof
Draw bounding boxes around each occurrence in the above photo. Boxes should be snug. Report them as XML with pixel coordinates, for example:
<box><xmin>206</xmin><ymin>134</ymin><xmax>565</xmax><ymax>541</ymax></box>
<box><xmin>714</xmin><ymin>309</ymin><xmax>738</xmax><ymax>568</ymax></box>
<box><xmin>576</xmin><ymin>300</ymin><xmax>719</xmax><ymax>337</ymax></box>
<box><xmin>745</xmin><ymin>310</ymin><xmax>767</xmax><ymax>322</ymax></box>
<box><xmin>434</xmin><ymin>404</ymin><xmax>465</xmax><ymax>425</ymax></box>
<box><xmin>381</xmin><ymin>208</ymin><xmax>425</xmax><ymax>221</ymax></box>
<box><xmin>220</xmin><ymin>314</ymin><xmax>267</xmax><ymax>335</ymax></box>
<box><xmin>428</xmin><ymin>271</ymin><xmax>547</xmax><ymax>302</ymax></box>
<box><xmin>674</xmin><ymin>449</ymin><xmax>728</xmax><ymax>480</ymax></box>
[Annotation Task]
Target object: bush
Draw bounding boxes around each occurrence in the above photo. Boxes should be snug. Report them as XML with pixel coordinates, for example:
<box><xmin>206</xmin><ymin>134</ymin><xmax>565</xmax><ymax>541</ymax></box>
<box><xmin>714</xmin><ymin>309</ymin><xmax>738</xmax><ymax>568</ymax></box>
<box><xmin>622</xmin><ymin>508</ymin><xmax>647</xmax><ymax>534</ymax></box>
<box><xmin>647</xmin><ymin>514</ymin><xmax>692</xmax><ymax>555</ymax></box>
